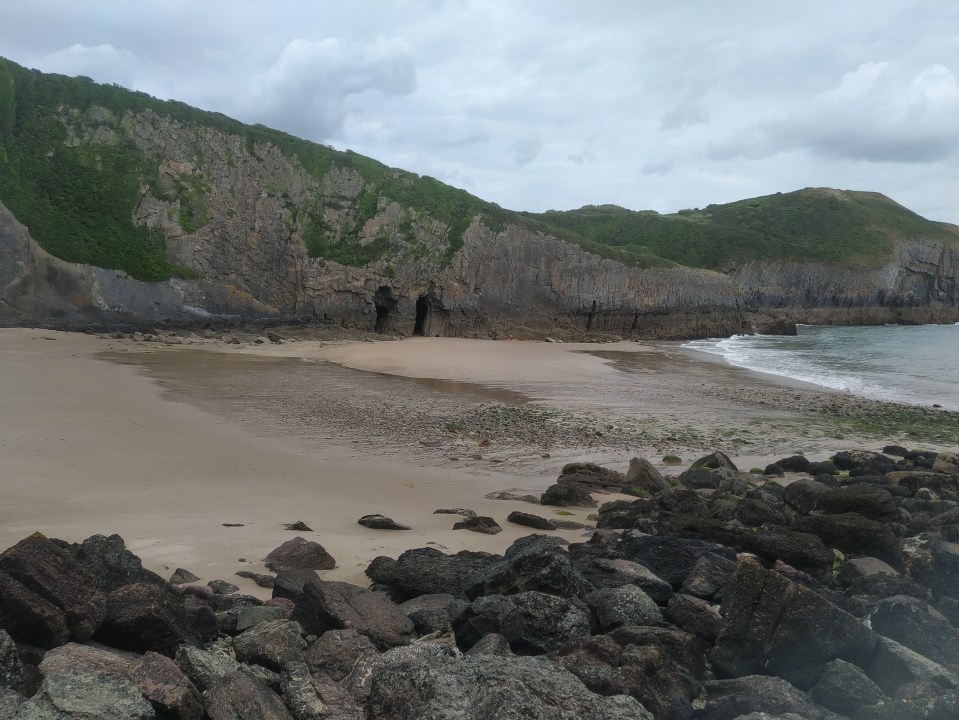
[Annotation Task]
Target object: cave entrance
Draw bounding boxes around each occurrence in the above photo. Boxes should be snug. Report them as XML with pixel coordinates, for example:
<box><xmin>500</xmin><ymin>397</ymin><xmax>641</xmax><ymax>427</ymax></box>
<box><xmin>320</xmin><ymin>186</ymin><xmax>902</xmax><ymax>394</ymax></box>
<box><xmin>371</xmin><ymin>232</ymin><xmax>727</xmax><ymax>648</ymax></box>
<box><xmin>413</xmin><ymin>295</ymin><xmax>430</xmax><ymax>336</ymax></box>
<box><xmin>373</xmin><ymin>286</ymin><xmax>398</xmax><ymax>334</ymax></box>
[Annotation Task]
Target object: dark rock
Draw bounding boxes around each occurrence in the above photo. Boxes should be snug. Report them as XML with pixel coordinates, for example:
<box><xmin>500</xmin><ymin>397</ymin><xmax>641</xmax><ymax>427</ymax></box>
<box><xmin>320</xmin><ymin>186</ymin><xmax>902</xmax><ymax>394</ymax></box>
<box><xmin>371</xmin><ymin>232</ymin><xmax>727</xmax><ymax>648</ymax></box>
<box><xmin>208</xmin><ymin>579</ymin><xmax>240</xmax><ymax>595</ymax></box>
<box><xmin>433</xmin><ymin>507</ymin><xmax>477</xmax><ymax>519</ymax></box>
<box><xmin>794</xmin><ymin>513</ymin><xmax>903</xmax><ymax>569</ymax></box>
<box><xmin>667</xmin><ymin>593</ymin><xmax>721</xmax><ymax>641</ymax></box>
<box><xmin>541</xmin><ymin>483</ymin><xmax>597</xmax><ymax>507</ymax></box>
<box><xmin>174</xmin><ymin>644</ymin><xmax>241</xmax><ymax>693</ymax></box>
<box><xmin>366</xmin><ymin>644</ymin><xmax>653</xmax><ymax>719</ymax></box>
<box><xmin>282</xmin><ymin>521</ymin><xmax>312</xmax><ymax>531</ymax></box>
<box><xmin>181</xmin><ymin>594</ymin><xmax>218</xmax><ymax>644</ymax></box>
<box><xmin>358</xmin><ymin>514</ymin><xmax>411</xmax><ymax>530</ymax></box>
<box><xmin>865</xmin><ymin>635</ymin><xmax>959</xmax><ymax>696</ymax></box>
<box><xmin>306</xmin><ymin>628</ymin><xmax>378</xmax><ymax>682</ymax></box>
<box><xmin>711</xmin><ymin>556</ymin><xmax>876</xmax><ymax>690</ymax></box>
<box><xmin>733</xmin><ymin>497</ymin><xmax>788</xmax><ymax>526</ymax></box>
<box><xmin>698</xmin><ymin>675</ymin><xmax>841</xmax><ymax>720</ymax></box>
<box><xmin>833</xmin><ymin>449</ymin><xmax>892</xmax><ymax>472</ymax></box>
<box><xmin>815</xmin><ymin>483</ymin><xmax>901</xmax><ymax>521</ymax></box>
<box><xmin>839</xmin><ymin>556</ymin><xmax>900</xmax><ymax>588</ymax></box>
<box><xmin>234</xmin><ymin>571</ymin><xmax>275</xmax><ymax>589</ymax></box>
<box><xmin>281</xmin><ymin>661</ymin><xmax>364</xmax><ymax>720</ymax></box>
<box><xmin>400</xmin><ymin>594</ymin><xmax>464</xmax><ymax>636</ymax></box>
<box><xmin>452</xmin><ymin>516</ymin><xmax>502</xmax><ymax>534</ymax></box>
<box><xmin>465</xmin><ymin>632</ymin><xmax>513</xmax><ymax>656</ymax></box>
<box><xmin>558</xmin><ymin>461</ymin><xmax>626</xmax><ymax>491</ymax></box>
<box><xmin>464</xmin><ymin>535</ymin><xmax>593</xmax><ymax>600</ymax></box>
<box><xmin>0</xmin><ymin>689</ymin><xmax>24</xmax><ymax>717</ymax></box>
<box><xmin>931</xmin><ymin>539</ymin><xmax>959</xmax><ymax>601</ymax></box>
<box><xmin>607</xmin><ymin>626</ymin><xmax>709</xmax><ymax>680</ymax></box>
<box><xmin>938</xmin><ymin>595</ymin><xmax>959</xmax><ymax>628</ymax></box>
<box><xmin>871</xmin><ymin>595</ymin><xmax>959</xmax><ymax>671</ymax></box>
<box><xmin>810</xmin><ymin>658</ymin><xmax>886</xmax><ymax>716</ymax></box>
<box><xmin>680</xmin><ymin>553</ymin><xmax>737</xmax><ymax>601</ymax></box>
<box><xmin>133</xmin><ymin>651</ymin><xmax>204</xmax><ymax>720</ymax></box>
<box><xmin>0</xmin><ymin>532</ymin><xmax>106</xmax><ymax>647</ymax></box>
<box><xmin>782</xmin><ymin>477</ymin><xmax>832</xmax><ymax>514</ymax></box>
<box><xmin>772</xmin><ymin>560</ymin><xmax>845</xmax><ymax>608</ymax></box>
<box><xmin>596</xmin><ymin>498</ymin><xmax>653</xmax><ymax>529</ymax></box>
<box><xmin>170</xmin><ymin>568</ymin><xmax>201</xmax><ymax>585</ymax></box>
<box><xmin>776</xmin><ymin>455</ymin><xmax>813</xmax><ymax>473</ymax></box>
<box><xmin>885</xmin><ymin>445</ymin><xmax>910</xmax><ymax>458</ymax></box>
<box><xmin>625</xmin><ymin>457</ymin><xmax>673</xmax><ymax>495</ymax></box>
<box><xmin>95</xmin><ymin>582</ymin><xmax>200</xmax><ymax>657</ymax></box>
<box><xmin>587</xmin><ymin>557</ymin><xmax>674</xmax><ymax>603</ymax></box>
<box><xmin>203</xmin><ymin>670</ymin><xmax>293</xmax><ymax>720</ymax></box>
<box><xmin>365</xmin><ymin>547</ymin><xmax>498</xmax><ymax>602</ymax></box>
<box><xmin>690</xmin><ymin>451</ymin><xmax>737</xmax><ymax>472</ymax></box>
<box><xmin>653</xmin><ymin>487</ymin><xmax>709</xmax><ymax>516</ymax></box>
<box><xmin>850</xmin><ymin>572</ymin><xmax>929</xmax><ymax>604</ymax></box>
<box><xmin>0</xmin><ymin>629</ymin><xmax>25</xmax><ymax>691</ymax></box>
<box><xmin>453</xmin><ymin>591</ymin><xmax>592</xmax><ymax>655</ymax></box>
<box><xmin>234</xmin><ymin>606</ymin><xmax>288</xmax><ymax>633</ymax></box>
<box><xmin>618</xmin><ymin>533</ymin><xmax>736</xmax><ymax>588</ymax></box>
<box><xmin>292</xmin><ymin>578</ymin><xmax>414</xmax><ymax>650</ymax></box>
<box><xmin>16</xmin><ymin>669</ymin><xmax>155</xmax><ymax>719</ymax></box>
<box><xmin>233</xmin><ymin>619</ymin><xmax>306</xmax><ymax>672</ymax></box>
<box><xmin>68</xmin><ymin>533</ymin><xmax>161</xmax><ymax>592</ymax></box>
<box><xmin>270</xmin><ymin>568</ymin><xmax>319</xmax><ymax>605</ymax></box>
<box><xmin>764</xmin><ymin>463</ymin><xmax>785</xmax><ymax>477</ymax></box>
<box><xmin>586</xmin><ymin>585</ymin><xmax>662</xmax><ymax>632</ymax></box>
<box><xmin>37</xmin><ymin>642</ymin><xmax>139</xmax><ymax>681</ymax></box>
<box><xmin>677</xmin><ymin>467</ymin><xmax>748</xmax><ymax>496</ymax></box>
<box><xmin>506</xmin><ymin>511</ymin><xmax>556</xmax><ymax>530</ymax></box>
<box><xmin>264</xmin><ymin>537</ymin><xmax>335</xmax><ymax>572</ymax></box>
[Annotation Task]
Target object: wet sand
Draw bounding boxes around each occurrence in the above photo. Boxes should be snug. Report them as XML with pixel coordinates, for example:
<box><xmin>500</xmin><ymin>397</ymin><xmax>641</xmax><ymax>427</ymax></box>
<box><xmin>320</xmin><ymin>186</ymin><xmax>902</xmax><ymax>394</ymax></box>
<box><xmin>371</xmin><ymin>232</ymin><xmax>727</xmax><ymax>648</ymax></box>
<box><xmin>1</xmin><ymin>329</ymin><xmax>946</xmax><ymax>596</ymax></box>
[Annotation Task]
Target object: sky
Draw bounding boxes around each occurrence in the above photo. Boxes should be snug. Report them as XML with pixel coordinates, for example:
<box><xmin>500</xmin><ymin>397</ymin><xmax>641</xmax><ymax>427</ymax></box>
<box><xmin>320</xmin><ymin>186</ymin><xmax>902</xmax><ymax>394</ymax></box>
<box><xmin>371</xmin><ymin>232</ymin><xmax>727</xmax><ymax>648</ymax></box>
<box><xmin>1</xmin><ymin>1</ymin><xmax>958</xmax><ymax>221</ymax></box>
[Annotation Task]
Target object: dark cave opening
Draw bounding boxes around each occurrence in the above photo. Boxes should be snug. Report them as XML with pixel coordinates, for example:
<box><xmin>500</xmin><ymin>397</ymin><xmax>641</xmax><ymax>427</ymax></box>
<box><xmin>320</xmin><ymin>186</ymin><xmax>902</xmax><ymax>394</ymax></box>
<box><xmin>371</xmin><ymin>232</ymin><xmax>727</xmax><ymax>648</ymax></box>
<box><xmin>373</xmin><ymin>286</ymin><xmax>398</xmax><ymax>334</ymax></box>
<box><xmin>413</xmin><ymin>295</ymin><xmax>429</xmax><ymax>336</ymax></box>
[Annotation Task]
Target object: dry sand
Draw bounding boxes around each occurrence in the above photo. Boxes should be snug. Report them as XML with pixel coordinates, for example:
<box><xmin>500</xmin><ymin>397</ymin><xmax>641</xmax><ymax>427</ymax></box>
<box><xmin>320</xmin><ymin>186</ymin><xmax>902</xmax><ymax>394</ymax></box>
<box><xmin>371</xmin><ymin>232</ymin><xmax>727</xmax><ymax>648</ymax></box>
<box><xmin>0</xmin><ymin>329</ymin><xmax>941</xmax><ymax>597</ymax></box>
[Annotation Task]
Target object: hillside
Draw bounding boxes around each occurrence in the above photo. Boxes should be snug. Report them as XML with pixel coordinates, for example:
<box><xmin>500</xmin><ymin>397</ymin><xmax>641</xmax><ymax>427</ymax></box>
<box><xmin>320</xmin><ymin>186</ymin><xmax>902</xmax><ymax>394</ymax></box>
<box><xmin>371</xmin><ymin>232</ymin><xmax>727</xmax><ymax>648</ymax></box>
<box><xmin>1</xmin><ymin>58</ymin><xmax>958</xmax><ymax>336</ymax></box>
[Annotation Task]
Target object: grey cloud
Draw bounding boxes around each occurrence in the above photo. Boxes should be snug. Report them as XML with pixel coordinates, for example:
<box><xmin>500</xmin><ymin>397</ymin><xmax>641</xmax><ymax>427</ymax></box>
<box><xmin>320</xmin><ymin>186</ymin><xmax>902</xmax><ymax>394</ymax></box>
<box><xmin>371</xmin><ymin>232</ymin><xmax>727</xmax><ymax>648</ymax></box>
<box><xmin>510</xmin><ymin>137</ymin><xmax>542</xmax><ymax>166</ymax></box>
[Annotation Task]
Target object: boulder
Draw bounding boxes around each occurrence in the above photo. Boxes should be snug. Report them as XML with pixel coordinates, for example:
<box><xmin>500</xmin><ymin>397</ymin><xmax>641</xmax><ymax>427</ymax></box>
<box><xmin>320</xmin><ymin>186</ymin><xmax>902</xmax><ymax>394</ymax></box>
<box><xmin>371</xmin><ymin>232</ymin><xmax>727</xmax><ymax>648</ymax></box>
<box><xmin>463</xmin><ymin>535</ymin><xmax>593</xmax><ymax>600</ymax></box>
<box><xmin>203</xmin><ymin>670</ymin><xmax>293</xmax><ymax>720</ymax></box>
<box><xmin>815</xmin><ymin>484</ymin><xmax>901</xmax><ymax>522</ymax></box>
<box><xmin>667</xmin><ymin>593</ymin><xmax>721</xmax><ymax>642</ymax></box>
<box><xmin>357</xmin><ymin>514</ymin><xmax>411</xmax><ymax>530</ymax></box>
<box><xmin>15</xmin><ymin>670</ymin><xmax>155</xmax><ymax>719</ymax></box>
<box><xmin>38</xmin><ymin>642</ymin><xmax>139</xmax><ymax>681</ymax></box>
<box><xmin>934</xmin><ymin>453</ymin><xmax>959</xmax><ymax>477</ymax></box>
<box><xmin>233</xmin><ymin>619</ymin><xmax>306</xmax><ymax>672</ymax></box>
<box><xmin>698</xmin><ymin>675</ymin><xmax>841</xmax><ymax>720</ymax></box>
<box><xmin>280</xmin><ymin>661</ymin><xmax>364</xmax><ymax>720</ymax></box>
<box><xmin>776</xmin><ymin>455</ymin><xmax>813</xmax><ymax>473</ymax></box>
<box><xmin>366</xmin><ymin>644</ymin><xmax>653</xmax><ymax>719</ymax></box>
<box><xmin>234</xmin><ymin>606</ymin><xmax>288</xmax><ymax>633</ymax></box>
<box><xmin>653</xmin><ymin>488</ymin><xmax>709</xmax><ymax>516</ymax></box>
<box><xmin>170</xmin><ymin>568</ymin><xmax>201</xmax><ymax>585</ymax></box>
<box><xmin>809</xmin><ymin>658</ymin><xmax>886</xmax><ymax>717</ymax></box>
<box><xmin>541</xmin><ymin>483</ymin><xmax>597</xmax><ymax>507</ymax></box>
<box><xmin>625</xmin><ymin>457</ymin><xmax>673</xmax><ymax>495</ymax></box>
<box><xmin>506</xmin><ymin>511</ymin><xmax>556</xmax><ymax>531</ymax></box>
<box><xmin>838</xmin><ymin>556</ymin><xmax>900</xmax><ymax>588</ymax></box>
<box><xmin>234</xmin><ymin>571</ymin><xmax>275</xmax><ymax>589</ymax></box>
<box><xmin>865</xmin><ymin>635</ymin><xmax>959</xmax><ymax>696</ymax></box>
<box><xmin>932</xmin><ymin>539</ymin><xmax>959</xmax><ymax>601</ymax></box>
<box><xmin>68</xmin><ymin>533</ymin><xmax>162</xmax><ymax>592</ymax></box>
<box><xmin>208</xmin><ymin>580</ymin><xmax>240</xmax><ymax>595</ymax></box>
<box><xmin>585</xmin><ymin>557</ymin><xmax>674</xmax><ymax>603</ymax></box>
<box><xmin>306</xmin><ymin>628</ymin><xmax>379</xmax><ymax>682</ymax></box>
<box><xmin>292</xmin><ymin>578</ymin><xmax>414</xmax><ymax>650</ymax></box>
<box><xmin>94</xmin><ymin>582</ymin><xmax>200</xmax><ymax>657</ymax></box>
<box><xmin>618</xmin><ymin>534</ymin><xmax>736</xmax><ymax>588</ymax></box>
<box><xmin>680</xmin><ymin>553</ymin><xmax>737</xmax><ymax>601</ymax></box>
<box><xmin>174</xmin><ymin>644</ymin><xmax>241</xmax><ymax>693</ymax></box>
<box><xmin>264</xmin><ymin>537</ymin><xmax>335</xmax><ymax>572</ymax></box>
<box><xmin>870</xmin><ymin>595</ymin><xmax>959</xmax><ymax>671</ymax></box>
<box><xmin>453</xmin><ymin>591</ymin><xmax>592</xmax><ymax>655</ymax></box>
<box><xmin>782</xmin><ymin>477</ymin><xmax>832</xmax><ymax>514</ymax></box>
<box><xmin>557</xmin><ymin>462</ymin><xmax>626</xmax><ymax>491</ymax></box>
<box><xmin>0</xmin><ymin>689</ymin><xmax>24</xmax><ymax>717</ymax></box>
<box><xmin>133</xmin><ymin>651</ymin><xmax>204</xmax><ymax>720</ymax></box>
<box><xmin>364</xmin><ymin>547</ymin><xmax>498</xmax><ymax>602</ymax></box>
<box><xmin>711</xmin><ymin>556</ymin><xmax>877</xmax><ymax>690</ymax></box>
<box><xmin>452</xmin><ymin>516</ymin><xmax>502</xmax><ymax>534</ymax></box>
<box><xmin>607</xmin><ymin>626</ymin><xmax>709</xmax><ymax>680</ymax></box>
<box><xmin>596</xmin><ymin>499</ymin><xmax>653</xmax><ymax>529</ymax></box>
<box><xmin>0</xmin><ymin>629</ymin><xmax>25</xmax><ymax>691</ymax></box>
<box><xmin>794</xmin><ymin>513</ymin><xmax>903</xmax><ymax>570</ymax></box>
<box><xmin>690</xmin><ymin>451</ymin><xmax>737</xmax><ymax>472</ymax></box>
<box><xmin>586</xmin><ymin>585</ymin><xmax>662</xmax><ymax>632</ymax></box>
<box><xmin>0</xmin><ymin>532</ymin><xmax>105</xmax><ymax>647</ymax></box>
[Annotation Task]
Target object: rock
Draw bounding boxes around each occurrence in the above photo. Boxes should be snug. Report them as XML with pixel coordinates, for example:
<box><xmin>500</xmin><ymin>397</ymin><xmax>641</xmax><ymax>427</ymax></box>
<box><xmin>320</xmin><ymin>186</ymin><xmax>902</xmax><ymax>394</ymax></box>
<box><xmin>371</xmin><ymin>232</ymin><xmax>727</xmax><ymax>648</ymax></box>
<box><xmin>38</xmin><ymin>642</ymin><xmax>139</xmax><ymax>681</ymax></box>
<box><xmin>264</xmin><ymin>537</ymin><xmax>335</xmax><ymax>572</ymax></box>
<box><xmin>452</xmin><ymin>516</ymin><xmax>502</xmax><ymax>534</ymax></box>
<box><xmin>782</xmin><ymin>477</ymin><xmax>833</xmax><ymax>514</ymax></box>
<box><xmin>400</xmin><ymin>594</ymin><xmax>465</xmax><ymax>635</ymax></box>
<box><xmin>208</xmin><ymin>580</ymin><xmax>240</xmax><ymax>595</ymax></box>
<box><xmin>453</xmin><ymin>591</ymin><xmax>592</xmax><ymax>654</ymax></box>
<box><xmin>931</xmin><ymin>539</ymin><xmax>959</xmax><ymax>601</ymax></box>
<box><xmin>506</xmin><ymin>511</ymin><xmax>556</xmax><ymax>530</ymax></box>
<box><xmin>596</xmin><ymin>498</ymin><xmax>654</xmax><ymax>529</ymax></box>
<box><xmin>266</xmin><ymin>331</ymin><xmax>285</xmax><ymax>344</ymax></box>
<box><xmin>711</xmin><ymin>556</ymin><xmax>876</xmax><ymax>690</ymax></box>
<box><xmin>366</xmin><ymin>644</ymin><xmax>653</xmax><ymax>719</ymax></box>
<box><xmin>203</xmin><ymin>670</ymin><xmax>293</xmax><ymax>720</ymax></box>
<box><xmin>280</xmin><ymin>661</ymin><xmax>363</xmax><ymax>720</ymax></box>
<box><xmin>16</xmin><ymin>670</ymin><xmax>155</xmax><ymax>719</ymax></box>
<box><xmin>865</xmin><ymin>635</ymin><xmax>959</xmax><ymax>696</ymax></box>
<box><xmin>586</xmin><ymin>585</ymin><xmax>662</xmax><ymax>632</ymax></box>
<box><xmin>306</xmin><ymin>629</ymin><xmax>378</xmax><ymax>682</ymax></box>
<box><xmin>625</xmin><ymin>457</ymin><xmax>673</xmax><ymax>495</ymax></box>
<box><xmin>618</xmin><ymin>533</ymin><xmax>737</xmax><ymax>587</ymax></box>
<box><xmin>540</xmin><ymin>483</ymin><xmax>597</xmax><ymax>507</ymax></box>
<box><xmin>170</xmin><ymin>568</ymin><xmax>201</xmax><ymax>585</ymax></box>
<box><xmin>0</xmin><ymin>629</ymin><xmax>25</xmax><ymax>691</ymax></box>
<box><xmin>809</xmin><ymin>658</ymin><xmax>886</xmax><ymax>716</ymax></box>
<box><xmin>776</xmin><ymin>455</ymin><xmax>813</xmax><ymax>473</ymax></box>
<box><xmin>690</xmin><ymin>451</ymin><xmax>738</xmax><ymax>472</ymax></box>
<box><xmin>434</xmin><ymin>508</ymin><xmax>478</xmax><ymax>519</ymax></box>
<box><xmin>234</xmin><ymin>571</ymin><xmax>275</xmax><ymax>589</ymax></box>
<box><xmin>358</xmin><ymin>514</ymin><xmax>411</xmax><ymax>531</ymax></box>
<box><xmin>233</xmin><ymin>619</ymin><xmax>306</xmax><ymax>672</ymax></box>
<box><xmin>174</xmin><ymin>644</ymin><xmax>241</xmax><ymax>693</ymax></box>
<box><xmin>0</xmin><ymin>532</ymin><xmax>106</xmax><ymax>647</ymax></box>
<box><xmin>555</xmin><ymin>634</ymin><xmax>701</xmax><ymax>720</ymax></box>
<box><xmin>133</xmin><ymin>651</ymin><xmax>204</xmax><ymax>720</ymax></box>
<box><xmin>934</xmin><ymin>453</ymin><xmax>959</xmax><ymax>477</ymax></box>
<box><xmin>838</xmin><ymin>556</ymin><xmax>900</xmax><ymax>588</ymax></box>
<box><xmin>68</xmin><ymin>534</ymin><xmax>160</xmax><ymax>592</ymax></box>
<box><xmin>365</xmin><ymin>548</ymin><xmax>498</xmax><ymax>602</ymax></box>
<box><xmin>586</xmin><ymin>557</ymin><xmax>674</xmax><ymax>603</ymax></box>
<box><xmin>465</xmin><ymin>632</ymin><xmax>513</xmax><ymax>657</ymax></box>
<box><xmin>607</xmin><ymin>626</ymin><xmax>709</xmax><ymax>680</ymax></box>
<box><xmin>870</xmin><ymin>595</ymin><xmax>959</xmax><ymax>671</ymax></box>
<box><xmin>680</xmin><ymin>553</ymin><xmax>737</xmax><ymax>601</ymax></box>
<box><xmin>282</xmin><ymin>521</ymin><xmax>312</xmax><ymax>532</ymax></box>
<box><xmin>698</xmin><ymin>675</ymin><xmax>841</xmax><ymax>720</ymax></box>
<box><xmin>463</xmin><ymin>535</ymin><xmax>593</xmax><ymax>600</ymax></box>
<box><xmin>667</xmin><ymin>593</ymin><xmax>721</xmax><ymax>641</ymax></box>
<box><xmin>557</xmin><ymin>462</ymin><xmax>626</xmax><ymax>491</ymax></box>
<box><xmin>291</xmin><ymin>578</ymin><xmax>414</xmax><ymax>650</ymax></box>
<box><xmin>815</xmin><ymin>484</ymin><xmax>901</xmax><ymax>522</ymax></box>
<box><xmin>733</xmin><ymin>497</ymin><xmax>788</xmax><ymax>527</ymax></box>
<box><xmin>235</xmin><ymin>606</ymin><xmax>288</xmax><ymax>633</ymax></box>
<box><xmin>0</xmin><ymin>689</ymin><xmax>24</xmax><ymax>717</ymax></box>
<box><xmin>794</xmin><ymin>513</ymin><xmax>903</xmax><ymax>570</ymax></box>
<box><xmin>95</xmin><ymin>582</ymin><xmax>200</xmax><ymax>657</ymax></box>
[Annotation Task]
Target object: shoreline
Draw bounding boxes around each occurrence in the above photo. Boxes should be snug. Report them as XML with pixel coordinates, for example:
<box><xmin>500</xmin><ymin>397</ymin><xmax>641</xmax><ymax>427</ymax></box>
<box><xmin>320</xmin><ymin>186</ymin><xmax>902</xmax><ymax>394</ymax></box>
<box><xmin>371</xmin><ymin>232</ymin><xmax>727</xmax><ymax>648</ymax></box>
<box><xmin>2</xmin><ymin>328</ymin><xmax>956</xmax><ymax>599</ymax></box>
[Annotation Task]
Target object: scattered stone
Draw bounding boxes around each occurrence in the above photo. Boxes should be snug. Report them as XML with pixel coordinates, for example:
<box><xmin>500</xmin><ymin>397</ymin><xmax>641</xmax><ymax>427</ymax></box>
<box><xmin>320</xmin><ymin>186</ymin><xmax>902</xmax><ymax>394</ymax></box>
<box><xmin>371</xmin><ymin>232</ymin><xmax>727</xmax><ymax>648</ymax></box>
<box><xmin>483</xmin><ymin>491</ymin><xmax>540</xmax><ymax>503</ymax></box>
<box><xmin>282</xmin><ymin>521</ymin><xmax>313</xmax><ymax>532</ymax></box>
<box><xmin>208</xmin><ymin>579</ymin><xmax>240</xmax><ymax>595</ymax></box>
<box><xmin>169</xmin><ymin>568</ymin><xmax>201</xmax><ymax>585</ymax></box>
<box><xmin>625</xmin><ymin>456</ymin><xmax>673</xmax><ymax>495</ymax></box>
<box><xmin>452</xmin><ymin>516</ymin><xmax>502</xmax><ymax>534</ymax></box>
<box><xmin>235</xmin><ymin>570</ymin><xmax>276</xmax><ymax>588</ymax></box>
<box><xmin>540</xmin><ymin>483</ymin><xmax>597</xmax><ymax>508</ymax></box>
<box><xmin>506</xmin><ymin>511</ymin><xmax>556</xmax><ymax>530</ymax></box>
<box><xmin>264</xmin><ymin>537</ymin><xmax>335</xmax><ymax>572</ymax></box>
<box><xmin>358</xmin><ymin>515</ymin><xmax>411</xmax><ymax>531</ymax></box>
<box><xmin>433</xmin><ymin>507</ymin><xmax>478</xmax><ymax>519</ymax></box>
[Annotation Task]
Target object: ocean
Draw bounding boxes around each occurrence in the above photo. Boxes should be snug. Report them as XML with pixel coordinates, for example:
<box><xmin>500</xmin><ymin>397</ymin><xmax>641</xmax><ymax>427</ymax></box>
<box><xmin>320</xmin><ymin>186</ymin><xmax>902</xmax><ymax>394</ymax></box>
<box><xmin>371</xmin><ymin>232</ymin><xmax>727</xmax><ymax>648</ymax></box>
<box><xmin>683</xmin><ymin>323</ymin><xmax>959</xmax><ymax>412</ymax></box>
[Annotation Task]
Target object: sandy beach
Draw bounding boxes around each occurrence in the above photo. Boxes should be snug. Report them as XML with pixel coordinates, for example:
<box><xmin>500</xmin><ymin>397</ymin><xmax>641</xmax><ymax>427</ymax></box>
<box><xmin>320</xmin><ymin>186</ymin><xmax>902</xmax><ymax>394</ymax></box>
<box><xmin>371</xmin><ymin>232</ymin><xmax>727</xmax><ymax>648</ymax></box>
<box><xmin>2</xmin><ymin>328</ymin><xmax>954</xmax><ymax>597</ymax></box>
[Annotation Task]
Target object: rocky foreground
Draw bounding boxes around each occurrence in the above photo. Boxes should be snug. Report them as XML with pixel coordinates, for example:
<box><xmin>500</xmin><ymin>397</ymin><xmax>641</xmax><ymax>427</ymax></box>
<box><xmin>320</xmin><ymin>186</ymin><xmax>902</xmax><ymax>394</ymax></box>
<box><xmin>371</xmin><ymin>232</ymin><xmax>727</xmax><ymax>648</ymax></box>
<box><xmin>2</xmin><ymin>449</ymin><xmax>959</xmax><ymax>719</ymax></box>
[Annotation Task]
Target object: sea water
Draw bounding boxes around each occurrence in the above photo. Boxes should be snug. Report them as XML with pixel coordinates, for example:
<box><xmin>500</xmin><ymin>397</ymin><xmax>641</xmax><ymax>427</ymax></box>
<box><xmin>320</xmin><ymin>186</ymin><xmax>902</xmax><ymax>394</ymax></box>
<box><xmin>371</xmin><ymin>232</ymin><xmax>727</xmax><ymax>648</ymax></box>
<box><xmin>683</xmin><ymin>324</ymin><xmax>959</xmax><ymax>412</ymax></box>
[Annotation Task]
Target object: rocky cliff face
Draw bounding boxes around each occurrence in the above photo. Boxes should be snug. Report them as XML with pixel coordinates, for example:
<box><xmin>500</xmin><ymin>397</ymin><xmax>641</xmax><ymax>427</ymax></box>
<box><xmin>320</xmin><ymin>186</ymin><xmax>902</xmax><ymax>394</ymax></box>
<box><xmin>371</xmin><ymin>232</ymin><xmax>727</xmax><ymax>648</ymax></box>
<box><xmin>2</xmin><ymin>103</ymin><xmax>959</xmax><ymax>337</ymax></box>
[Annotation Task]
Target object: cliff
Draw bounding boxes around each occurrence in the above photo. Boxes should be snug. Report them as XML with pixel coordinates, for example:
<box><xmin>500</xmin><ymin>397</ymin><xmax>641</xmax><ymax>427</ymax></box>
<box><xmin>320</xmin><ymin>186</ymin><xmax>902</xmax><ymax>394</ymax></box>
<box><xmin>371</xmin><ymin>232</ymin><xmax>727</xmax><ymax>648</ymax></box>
<box><xmin>2</xmin><ymin>60</ymin><xmax>958</xmax><ymax>338</ymax></box>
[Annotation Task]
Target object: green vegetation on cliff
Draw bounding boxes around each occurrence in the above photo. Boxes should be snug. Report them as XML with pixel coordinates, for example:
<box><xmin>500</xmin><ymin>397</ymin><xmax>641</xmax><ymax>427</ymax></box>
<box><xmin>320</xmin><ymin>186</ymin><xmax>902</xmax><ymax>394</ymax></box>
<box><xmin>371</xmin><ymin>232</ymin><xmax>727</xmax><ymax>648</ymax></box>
<box><xmin>1</xmin><ymin>57</ymin><xmax>956</xmax><ymax>283</ymax></box>
<box><xmin>523</xmin><ymin>189</ymin><xmax>959</xmax><ymax>269</ymax></box>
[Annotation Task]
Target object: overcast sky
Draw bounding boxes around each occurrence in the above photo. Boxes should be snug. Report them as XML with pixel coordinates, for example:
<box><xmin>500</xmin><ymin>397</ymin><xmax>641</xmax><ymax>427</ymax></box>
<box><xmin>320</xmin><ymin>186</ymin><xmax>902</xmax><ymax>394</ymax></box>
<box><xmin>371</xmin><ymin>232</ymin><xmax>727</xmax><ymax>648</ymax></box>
<box><xmin>2</xmin><ymin>1</ymin><xmax>958</xmax><ymax>221</ymax></box>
